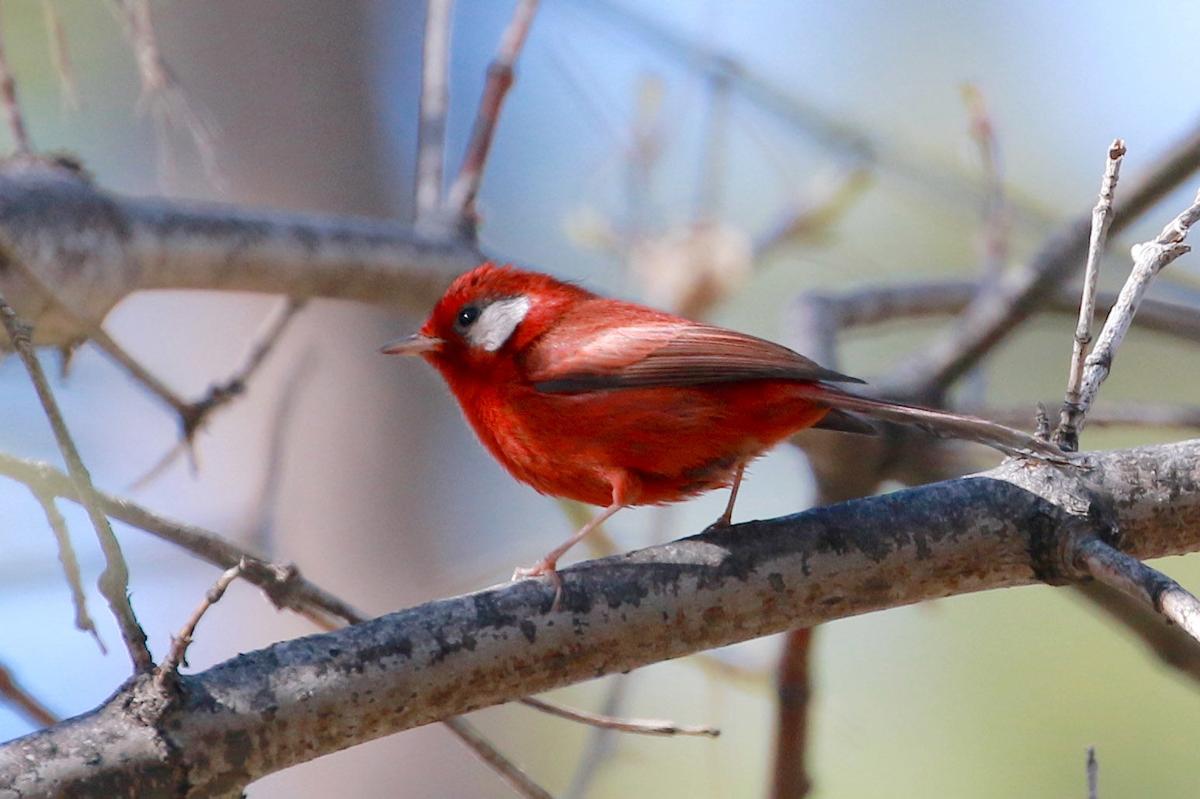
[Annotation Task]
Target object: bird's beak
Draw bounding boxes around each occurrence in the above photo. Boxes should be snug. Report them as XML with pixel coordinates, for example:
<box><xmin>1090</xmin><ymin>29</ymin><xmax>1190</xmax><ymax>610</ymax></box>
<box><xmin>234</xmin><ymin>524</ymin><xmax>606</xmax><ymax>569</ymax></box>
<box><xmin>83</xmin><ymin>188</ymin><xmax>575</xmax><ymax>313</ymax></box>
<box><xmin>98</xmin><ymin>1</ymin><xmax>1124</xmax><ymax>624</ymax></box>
<box><xmin>380</xmin><ymin>333</ymin><xmax>443</xmax><ymax>356</ymax></box>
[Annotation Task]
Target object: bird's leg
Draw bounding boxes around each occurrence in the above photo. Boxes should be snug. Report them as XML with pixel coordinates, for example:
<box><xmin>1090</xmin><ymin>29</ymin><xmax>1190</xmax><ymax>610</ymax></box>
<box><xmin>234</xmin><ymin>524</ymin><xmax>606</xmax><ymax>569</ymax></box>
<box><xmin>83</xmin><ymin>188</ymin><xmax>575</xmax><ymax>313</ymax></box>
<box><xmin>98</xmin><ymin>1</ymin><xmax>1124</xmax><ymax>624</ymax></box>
<box><xmin>514</xmin><ymin>475</ymin><xmax>634</xmax><ymax>610</ymax></box>
<box><xmin>711</xmin><ymin>462</ymin><xmax>746</xmax><ymax>529</ymax></box>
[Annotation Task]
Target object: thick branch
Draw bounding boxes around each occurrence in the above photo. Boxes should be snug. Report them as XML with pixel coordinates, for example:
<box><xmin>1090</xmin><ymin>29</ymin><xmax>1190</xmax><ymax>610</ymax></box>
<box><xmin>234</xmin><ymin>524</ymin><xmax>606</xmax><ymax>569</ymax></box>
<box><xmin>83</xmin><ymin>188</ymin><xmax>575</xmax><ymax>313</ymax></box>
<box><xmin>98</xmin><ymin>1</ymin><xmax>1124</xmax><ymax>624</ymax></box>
<box><xmin>0</xmin><ymin>160</ymin><xmax>479</xmax><ymax>347</ymax></box>
<box><xmin>3</xmin><ymin>439</ymin><xmax>1198</xmax><ymax>796</ymax></box>
<box><xmin>794</xmin><ymin>280</ymin><xmax>1200</xmax><ymax>346</ymax></box>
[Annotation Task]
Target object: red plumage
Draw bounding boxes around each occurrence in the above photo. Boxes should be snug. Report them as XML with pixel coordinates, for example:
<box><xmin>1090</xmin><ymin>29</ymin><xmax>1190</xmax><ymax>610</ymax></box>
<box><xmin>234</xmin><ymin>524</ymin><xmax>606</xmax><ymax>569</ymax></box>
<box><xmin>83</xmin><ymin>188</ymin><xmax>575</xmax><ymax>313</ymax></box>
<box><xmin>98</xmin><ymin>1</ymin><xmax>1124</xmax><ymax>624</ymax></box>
<box><xmin>385</xmin><ymin>262</ymin><xmax>1061</xmax><ymax>601</ymax></box>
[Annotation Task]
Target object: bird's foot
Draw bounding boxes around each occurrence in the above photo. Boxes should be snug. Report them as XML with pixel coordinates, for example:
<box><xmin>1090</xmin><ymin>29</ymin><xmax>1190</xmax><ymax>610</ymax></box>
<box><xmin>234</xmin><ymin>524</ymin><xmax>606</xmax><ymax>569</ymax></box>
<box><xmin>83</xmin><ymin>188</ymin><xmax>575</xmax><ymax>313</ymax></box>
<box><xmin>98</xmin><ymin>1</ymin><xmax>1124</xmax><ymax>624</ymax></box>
<box><xmin>512</xmin><ymin>559</ymin><xmax>564</xmax><ymax>611</ymax></box>
<box><xmin>703</xmin><ymin>514</ymin><xmax>734</xmax><ymax>534</ymax></box>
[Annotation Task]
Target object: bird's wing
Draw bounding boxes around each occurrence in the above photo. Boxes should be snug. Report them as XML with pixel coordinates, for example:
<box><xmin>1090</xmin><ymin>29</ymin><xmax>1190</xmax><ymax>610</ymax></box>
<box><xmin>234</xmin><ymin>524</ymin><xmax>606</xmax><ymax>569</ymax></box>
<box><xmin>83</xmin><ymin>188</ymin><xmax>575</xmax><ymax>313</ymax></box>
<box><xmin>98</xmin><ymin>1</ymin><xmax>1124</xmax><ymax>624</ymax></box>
<box><xmin>524</xmin><ymin>302</ymin><xmax>863</xmax><ymax>393</ymax></box>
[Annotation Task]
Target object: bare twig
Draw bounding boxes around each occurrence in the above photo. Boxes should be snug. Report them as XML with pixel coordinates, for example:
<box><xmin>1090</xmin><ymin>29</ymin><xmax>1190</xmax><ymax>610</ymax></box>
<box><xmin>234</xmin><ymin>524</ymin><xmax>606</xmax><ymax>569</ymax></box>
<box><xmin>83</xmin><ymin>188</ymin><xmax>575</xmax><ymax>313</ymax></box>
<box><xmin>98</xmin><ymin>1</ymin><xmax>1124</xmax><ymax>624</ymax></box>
<box><xmin>30</xmin><ymin>488</ymin><xmax>105</xmax><ymax>653</ymax></box>
<box><xmin>1072</xmin><ymin>187</ymin><xmax>1200</xmax><ymax>437</ymax></box>
<box><xmin>415</xmin><ymin>0</ymin><xmax>454</xmax><ymax>227</ymax></box>
<box><xmin>962</xmin><ymin>84</ymin><xmax>1008</xmax><ymax>286</ymax></box>
<box><xmin>520</xmin><ymin>696</ymin><xmax>718</xmax><ymax>738</ymax></box>
<box><xmin>1076</xmin><ymin>536</ymin><xmax>1200</xmax><ymax>644</ymax></box>
<box><xmin>443</xmin><ymin>717</ymin><xmax>552</xmax><ymax>799</ymax></box>
<box><xmin>157</xmin><ymin>562</ymin><xmax>244</xmax><ymax>686</ymax></box>
<box><xmin>770</xmin><ymin>627</ymin><xmax>814</xmax><ymax>799</ymax></box>
<box><xmin>0</xmin><ymin>3</ymin><xmax>31</xmax><ymax>155</ymax></box>
<box><xmin>982</xmin><ymin>401</ymin><xmax>1200</xmax><ymax>431</ymax></box>
<box><xmin>41</xmin><ymin>0</ymin><xmax>78</xmax><ymax>111</ymax></box>
<box><xmin>1087</xmin><ymin>747</ymin><xmax>1098</xmax><ymax>799</ymax></box>
<box><xmin>960</xmin><ymin>85</ymin><xmax>1008</xmax><ymax>407</ymax></box>
<box><xmin>108</xmin><ymin>0</ymin><xmax>222</xmax><ymax>184</ymax></box>
<box><xmin>132</xmin><ymin>297</ymin><xmax>307</xmax><ymax>487</ymax></box>
<box><xmin>0</xmin><ymin>662</ymin><xmax>57</xmax><ymax>728</ymax></box>
<box><xmin>0</xmin><ymin>452</ymin><xmax>556</xmax><ymax>799</ymax></box>
<box><xmin>1074</xmin><ymin>580</ymin><xmax>1200</xmax><ymax>685</ymax></box>
<box><xmin>792</xmin><ymin>281</ymin><xmax>1200</xmax><ymax>347</ymax></box>
<box><xmin>893</xmin><ymin>123</ymin><xmax>1200</xmax><ymax>395</ymax></box>
<box><xmin>445</xmin><ymin>0</ymin><xmax>540</xmax><ymax>228</ymax></box>
<box><xmin>1055</xmin><ymin>140</ymin><xmax>1126</xmax><ymax>450</ymax></box>
<box><xmin>0</xmin><ymin>292</ymin><xmax>152</xmax><ymax>672</ymax></box>
<box><xmin>564</xmin><ymin>677</ymin><xmax>627</xmax><ymax>799</ymax></box>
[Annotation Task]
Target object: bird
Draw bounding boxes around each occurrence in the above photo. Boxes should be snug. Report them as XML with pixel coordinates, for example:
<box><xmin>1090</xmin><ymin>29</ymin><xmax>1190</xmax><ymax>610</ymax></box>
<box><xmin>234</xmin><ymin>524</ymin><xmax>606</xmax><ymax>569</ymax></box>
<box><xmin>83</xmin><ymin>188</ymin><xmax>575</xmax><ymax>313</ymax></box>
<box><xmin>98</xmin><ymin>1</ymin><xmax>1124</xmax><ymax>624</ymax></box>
<box><xmin>383</xmin><ymin>262</ymin><xmax>1064</xmax><ymax>604</ymax></box>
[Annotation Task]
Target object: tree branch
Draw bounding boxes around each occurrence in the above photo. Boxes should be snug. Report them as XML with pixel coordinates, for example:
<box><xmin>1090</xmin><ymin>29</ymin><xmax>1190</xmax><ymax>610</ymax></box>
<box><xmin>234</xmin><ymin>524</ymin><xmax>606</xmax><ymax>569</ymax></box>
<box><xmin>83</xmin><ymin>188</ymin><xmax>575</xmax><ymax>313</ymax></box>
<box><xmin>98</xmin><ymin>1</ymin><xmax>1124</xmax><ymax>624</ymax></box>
<box><xmin>3</xmin><ymin>439</ymin><xmax>1198</xmax><ymax>796</ymax></box>
<box><xmin>890</xmin><ymin>122</ymin><xmax>1200</xmax><ymax>396</ymax></box>
<box><xmin>1055</xmin><ymin>139</ymin><xmax>1125</xmax><ymax>449</ymax></box>
<box><xmin>445</xmin><ymin>0</ymin><xmax>540</xmax><ymax>229</ymax></box>
<box><xmin>0</xmin><ymin>290</ymin><xmax>151</xmax><ymax>673</ymax></box>
<box><xmin>0</xmin><ymin>160</ymin><xmax>479</xmax><ymax>349</ymax></box>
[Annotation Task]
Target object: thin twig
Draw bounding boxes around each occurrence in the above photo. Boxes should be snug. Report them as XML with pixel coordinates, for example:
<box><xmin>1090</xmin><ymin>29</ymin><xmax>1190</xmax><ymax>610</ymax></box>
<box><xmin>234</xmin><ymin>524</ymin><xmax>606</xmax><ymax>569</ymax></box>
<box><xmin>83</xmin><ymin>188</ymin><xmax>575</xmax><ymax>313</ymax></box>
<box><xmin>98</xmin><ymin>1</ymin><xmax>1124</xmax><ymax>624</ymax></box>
<box><xmin>415</xmin><ymin>0</ymin><xmax>454</xmax><ymax>227</ymax></box>
<box><xmin>443</xmin><ymin>717</ymin><xmax>553</xmax><ymax>799</ymax></box>
<box><xmin>30</xmin><ymin>487</ymin><xmax>105</xmax><ymax>653</ymax></box>
<box><xmin>981</xmin><ymin>401</ymin><xmax>1200</xmax><ymax>431</ymax></box>
<box><xmin>1086</xmin><ymin>747</ymin><xmax>1098</xmax><ymax>799</ymax></box>
<box><xmin>0</xmin><ymin>293</ymin><xmax>152</xmax><ymax>672</ymax></box>
<box><xmin>0</xmin><ymin>452</ymin><xmax>559</xmax><ymax>799</ymax></box>
<box><xmin>1055</xmin><ymin>140</ymin><xmax>1126</xmax><ymax>450</ymax></box>
<box><xmin>520</xmin><ymin>696</ymin><xmax>719</xmax><ymax>738</ymax></box>
<box><xmin>1074</xmin><ymin>581</ymin><xmax>1200</xmax><ymax>685</ymax></box>
<box><xmin>132</xmin><ymin>297</ymin><xmax>307</xmax><ymax>488</ymax></box>
<box><xmin>960</xmin><ymin>84</ymin><xmax>1007</xmax><ymax>407</ymax></box>
<box><xmin>893</xmin><ymin>123</ymin><xmax>1200</xmax><ymax>395</ymax></box>
<box><xmin>157</xmin><ymin>562</ymin><xmax>244</xmax><ymax>686</ymax></box>
<box><xmin>1076</xmin><ymin>536</ymin><xmax>1200</xmax><ymax>644</ymax></box>
<box><xmin>445</xmin><ymin>0</ymin><xmax>540</xmax><ymax>229</ymax></box>
<box><xmin>108</xmin><ymin>0</ymin><xmax>222</xmax><ymax>185</ymax></box>
<box><xmin>0</xmin><ymin>3</ymin><xmax>32</xmax><ymax>155</ymax></box>
<box><xmin>1072</xmin><ymin>186</ymin><xmax>1200</xmax><ymax>437</ymax></box>
<box><xmin>962</xmin><ymin>84</ymin><xmax>1008</xmax><ymax>287</ymax></box>
<box><xmin>564</xmin><ymin>677</ymin><xmax>628</xmax><ymax>799</ymax></box>
<box><xmin>0</xmin><ymin>662</ymin><xmax>57</xmax><ymax>728</ymax></box>
<box><xmin>41</xmin><ymin>0</ymin><xmax>78</xmax><ymax>111</ymax></box>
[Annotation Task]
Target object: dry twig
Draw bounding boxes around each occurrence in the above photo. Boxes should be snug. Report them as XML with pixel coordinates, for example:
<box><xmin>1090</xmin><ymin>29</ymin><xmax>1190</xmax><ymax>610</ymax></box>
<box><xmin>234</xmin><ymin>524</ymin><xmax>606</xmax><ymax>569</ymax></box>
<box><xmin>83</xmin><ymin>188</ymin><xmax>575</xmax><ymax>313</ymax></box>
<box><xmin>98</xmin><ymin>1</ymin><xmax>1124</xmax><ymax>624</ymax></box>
<box><xmin>446</xmin><ymin>0</ymin><xmax>540</xmax><ymax>227</ymax></box>
<box><xmin>0</xmin><ymin>292</ymin><xmax>152</xmax><ymax>672</ymax></box>
<box><xmin>1075</xmin><ymin>536</ymin><xmax>1200</xmax><ymax>645</ymax></box>
<box><xmin>108</xmin><ymin>0</ymin><xmax>221</xmax><ymax>184</ymax></box>
<box><xmin>893</xmin><ymin>123</ymin><xmax>1200</xmax><ymax>395</ymax></box>
<box><xmin>416</xmin><ymin>0</ymin><xmax>454</xmax><ymax>227</ymax></box>
<box><xmin>443</xmin><ymin>717</ymin><xmax>551</xmax><ymax>799</ymax></box>
<box><xmin>0</xmin><ymin>662</ymin><xmax>56</xmax><ymax>729</ymax></box>
<box><xmin>157</xmin><ymin>562</ymin><xmax>244</xmax><ymax>686</ymax></box>
<box><xmin>1055</xmin><ymin>140</ymin><xmax>1126</xmax><ymax>449</ymax></box>
<box><xmin>30</xmin><ymin>488</ymin><xmax>104</xmax><ymax>652</ymax></box>
<box><xmin>520</xmin><ymin>696</ymin><xmax>718</xmax><ymax>738</ymax></box>
<box><xmin>132</xmin><ymin>297</ymin><xmax>307</xmax><ymax>487</ymax></box>
<box><xmin>1087</xmin><ymin>747</ymin><xmax>1098</xmax><ymax>799</ymax></box>
<box><xmin>1071</xmin><ymin>186</ymin><xmax>1200</xmax><ymax>437</ymax></box>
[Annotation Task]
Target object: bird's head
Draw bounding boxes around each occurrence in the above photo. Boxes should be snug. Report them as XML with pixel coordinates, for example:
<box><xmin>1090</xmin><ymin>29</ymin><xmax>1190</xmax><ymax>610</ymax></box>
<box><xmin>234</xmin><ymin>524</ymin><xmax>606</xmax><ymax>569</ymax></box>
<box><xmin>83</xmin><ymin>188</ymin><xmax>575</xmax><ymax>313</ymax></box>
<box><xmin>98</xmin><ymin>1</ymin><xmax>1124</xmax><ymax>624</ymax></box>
<box><xmin>382</xmin><ymin>262</ymin><xmax>590</xmax><ymax>374</ymax></box>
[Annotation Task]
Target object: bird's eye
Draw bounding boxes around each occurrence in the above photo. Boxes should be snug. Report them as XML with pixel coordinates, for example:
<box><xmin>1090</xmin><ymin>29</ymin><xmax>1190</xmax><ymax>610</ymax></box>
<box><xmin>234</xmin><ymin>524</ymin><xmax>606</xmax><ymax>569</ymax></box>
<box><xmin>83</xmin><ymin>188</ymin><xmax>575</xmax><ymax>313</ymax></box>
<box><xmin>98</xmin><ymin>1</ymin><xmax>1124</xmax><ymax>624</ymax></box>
<box><xmin>456</xmin><ymin>305</ymin><xmax>481</xmax><ymax>329</ymax></box>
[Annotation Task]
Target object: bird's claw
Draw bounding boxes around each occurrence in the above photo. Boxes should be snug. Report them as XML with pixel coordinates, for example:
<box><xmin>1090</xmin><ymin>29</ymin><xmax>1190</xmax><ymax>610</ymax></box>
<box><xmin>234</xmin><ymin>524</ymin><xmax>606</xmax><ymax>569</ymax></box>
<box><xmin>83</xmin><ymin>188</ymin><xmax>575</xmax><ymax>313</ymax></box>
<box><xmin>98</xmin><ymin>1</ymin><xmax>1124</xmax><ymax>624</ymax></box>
<box><xmin>703</xmin><ymin>515</ymin><xmax>734</xmax><ymax>534</ymax></box>
<box><xmin>512</xmin><ymin>559</ymin><xmax>564</xmax><ymax>611</ymax></box>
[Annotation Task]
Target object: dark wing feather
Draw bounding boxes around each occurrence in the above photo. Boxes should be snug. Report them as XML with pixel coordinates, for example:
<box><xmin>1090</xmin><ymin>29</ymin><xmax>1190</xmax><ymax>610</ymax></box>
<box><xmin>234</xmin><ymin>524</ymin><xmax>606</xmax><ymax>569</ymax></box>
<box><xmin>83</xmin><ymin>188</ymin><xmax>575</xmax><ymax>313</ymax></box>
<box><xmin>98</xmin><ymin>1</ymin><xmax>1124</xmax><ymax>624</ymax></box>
<box><xmin>524</xmin><ymin>302</ymin><xmax>863</xmax><ymax>393</ymax></box>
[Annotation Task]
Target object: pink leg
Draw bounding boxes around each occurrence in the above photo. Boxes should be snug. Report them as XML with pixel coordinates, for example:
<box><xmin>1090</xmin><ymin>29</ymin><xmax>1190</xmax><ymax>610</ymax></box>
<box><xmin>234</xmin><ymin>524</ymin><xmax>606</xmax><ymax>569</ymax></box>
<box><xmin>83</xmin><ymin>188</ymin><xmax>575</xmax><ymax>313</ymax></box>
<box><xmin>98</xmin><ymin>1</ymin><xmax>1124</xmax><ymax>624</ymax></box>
<box><xmin>714</xmin><ymin>462</ymin><xmax>746</xmax><ymax>528</ymax></box>
<box><xmin>514</xmin><ymin>473</ymin><xmax>636</xmax><ymax>609</ymax></box>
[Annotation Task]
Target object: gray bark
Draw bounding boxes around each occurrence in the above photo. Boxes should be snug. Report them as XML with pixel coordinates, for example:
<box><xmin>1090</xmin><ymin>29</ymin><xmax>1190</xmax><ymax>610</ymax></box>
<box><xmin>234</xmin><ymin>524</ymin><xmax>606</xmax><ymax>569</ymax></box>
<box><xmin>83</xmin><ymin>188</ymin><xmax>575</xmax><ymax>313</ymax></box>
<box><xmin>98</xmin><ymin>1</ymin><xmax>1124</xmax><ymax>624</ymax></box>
<box><xmin>2</xmin><ymin>439</ymin><xmax>1197</xmax><ymax>797</ymax></box>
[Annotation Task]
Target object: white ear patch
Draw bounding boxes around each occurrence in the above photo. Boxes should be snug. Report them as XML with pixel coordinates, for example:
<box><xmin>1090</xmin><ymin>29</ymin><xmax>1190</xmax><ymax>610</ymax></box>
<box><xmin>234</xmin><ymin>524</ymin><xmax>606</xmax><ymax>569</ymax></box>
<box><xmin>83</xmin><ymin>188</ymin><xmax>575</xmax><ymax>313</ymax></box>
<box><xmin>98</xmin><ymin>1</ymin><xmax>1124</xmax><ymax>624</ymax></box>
<box><xmin>466</xmin><ymin>296</ymin><xmax>532</xmax><ymax>351</ymax></box>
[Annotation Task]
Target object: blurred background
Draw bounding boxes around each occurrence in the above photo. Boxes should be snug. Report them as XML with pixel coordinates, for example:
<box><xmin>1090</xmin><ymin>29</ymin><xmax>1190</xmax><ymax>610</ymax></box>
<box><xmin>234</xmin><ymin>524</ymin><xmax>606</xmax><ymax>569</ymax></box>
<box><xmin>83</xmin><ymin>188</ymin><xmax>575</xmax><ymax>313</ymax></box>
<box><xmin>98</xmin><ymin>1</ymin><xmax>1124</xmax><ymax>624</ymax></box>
<box><xmin>1</xmin><ymin>1</ymin><xmax>1200</xmax><ymax>796</ymax></box>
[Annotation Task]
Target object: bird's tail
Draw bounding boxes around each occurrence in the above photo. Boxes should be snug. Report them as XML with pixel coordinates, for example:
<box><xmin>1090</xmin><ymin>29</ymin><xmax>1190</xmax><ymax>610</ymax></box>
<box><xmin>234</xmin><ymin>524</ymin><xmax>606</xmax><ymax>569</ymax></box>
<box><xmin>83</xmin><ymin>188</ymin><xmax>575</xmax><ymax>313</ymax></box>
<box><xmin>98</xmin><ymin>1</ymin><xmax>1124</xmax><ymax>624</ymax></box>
<box><xmin>801</xmin><ymin>384</ymin><xmax>1069</xmax><ymax>462</ymax></box>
